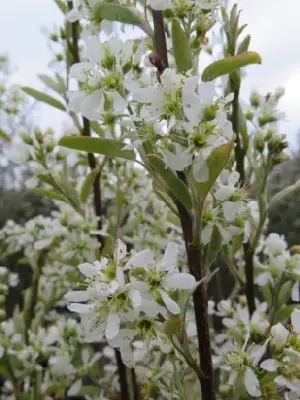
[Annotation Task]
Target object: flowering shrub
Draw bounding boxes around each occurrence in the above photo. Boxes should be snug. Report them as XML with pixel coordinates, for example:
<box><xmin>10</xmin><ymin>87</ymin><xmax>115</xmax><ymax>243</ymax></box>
<box><xmin>1</xmin><ymin>0</ymin><xmax>299</xmax><ymax>399</ymax></box>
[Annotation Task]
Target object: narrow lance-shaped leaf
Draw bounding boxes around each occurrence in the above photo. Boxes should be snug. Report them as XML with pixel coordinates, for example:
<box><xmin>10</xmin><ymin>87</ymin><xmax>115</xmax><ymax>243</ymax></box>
<box><xmin>171</xmin><ymin>18</ymin><xmax>193</xmax><ymax>73</ymax></box>
<box><xmin>32</xmin><ymin>188</ymin><xmax>66</xmax><ymax>202</ymax></box>
<box><xmin>237</xmin><ymin>34</ymin><xmax>251</xmax><ymax>54</ymax></box>
<box><xmin>38</xmin><ymin>74</ymin><xmax>64</xmax><ymax>95</ymax></box>
<box><xmin>22</xmin><ymin>87</ymin><xmax>66</xmax><ymax>111</ymax></box>
<box><xmin>0</xmin><ymin>129</ymin><xmax>11</xmax><ymax>142</ymax></box>
<box><xmin>202</xmin><ymin>51</ymin><xmax>261</xmax><ymax>82</ymax></box>
<box><xmin>80</xmin><ymin>168</ymin><xmax>99</xmax><ymax>204</ymax></box>
<box><xmin>269</xmin><ymin>180</ymin><xmax>300</xmax><ymax>208</ymax></box>
<box><xmin>192</xmin><ymin>141</ymin><xmax>233</xmax><ymax>200</ymax></box>
<box><xmin>59</xmin><ymin>136</ymin><xmax>136</xmax><ymax>161</ymax></box>
<box><xmin>147</xmin><ymin>155</ymin><xmax>193</xmax><ymax>211</ymax></box>
<box><xmin>92</xmin><ymin>3</ymin><xmax>153</xmax><ymax>36</ymax></box>
<box><xmin>238</xmin><ymin>103</ymin><xmax>249</xmax><ymax>151</ymax></box>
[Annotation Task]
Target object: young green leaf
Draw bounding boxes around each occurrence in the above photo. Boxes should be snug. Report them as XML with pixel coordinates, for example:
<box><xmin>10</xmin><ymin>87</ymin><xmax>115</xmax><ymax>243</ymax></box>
<box><xmin>238</xmin><ymin>103</ymin><xmax>249</xmax><ymax>151</ymax></box>
<box><xmin>269</xmin><ymin>180</ymin><xmax>300</xmax><ymax>208</ymax></box>
<box><xmin>59</xmin><ymin>136</ymin><xmax>136</xmax><ymax>161</ymax></box>
<box><xmin>80</xmin><ymin>168</ymin><xmax>99</xmax><ymax>204</ymax></box>
<box><xmin>38</xmin><ymin>74</ymin><xmax>63</xmax><ymax>95</ymax></box>
<box><xmin>237</xmin><ymin>34</ymin><xmax>251</xmax><ymax>54</ymax></box>
<box><xmin>171</xmin><ymin>18</ymin><xmax>193</xmax><ymax>73</ymax></box>
<box><xmin>205</xmin><ymin>226</ymin><xmax>222</xmax><ymax>266</ymax></box>
<box><xmin>92</xmin><ymin>3</ymin><xmax>153</xmax><ymax>36</ymax></box>
<box><xmin>32</xmin><ymin>188</ymin><xmax>66</xmax><ymax>202</ymax></box>
<box><xmin>191</xmin><ymin>141</ymin><xmax>233</xmax><ymax>201</ymax></box>
<box><xmin>0</xmin><ymin>129</ymin><xmax>11</xmax><ymax>142</ymax></box>
<box><xmin>202</xmin><ymin>51</ymin><xmax>261</xmax><ymax>82</ymax></box>
<box><xmin>54</xmin><ymin>0</ymin><xmax>67</xmax><ymax>14</ymax></box>
<box><xmin>22</xmin><ymin>87</ymin><xmax>66</xmax><ymax>111</ymax></box>
<box><xmin>147</xmin><ymin>155</ymin><xmax>193</xmax><ymax>211</ymax></box>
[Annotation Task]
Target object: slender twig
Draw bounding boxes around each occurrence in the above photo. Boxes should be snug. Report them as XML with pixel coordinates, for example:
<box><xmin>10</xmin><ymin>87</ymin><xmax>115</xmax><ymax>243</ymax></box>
<box><xmin>231</xmin><ymin>90</ymin><xmax>255</xmax><ymax>316</ymax></box>
<box><xmin>24</xmin><ymin>250</ymin><xmax>48</xmax><ymax>343</ymax></box>
<box><xmin>151</xmin><ymin>11</ymin><xmax>216</xmax><ymax>400</ymax></box>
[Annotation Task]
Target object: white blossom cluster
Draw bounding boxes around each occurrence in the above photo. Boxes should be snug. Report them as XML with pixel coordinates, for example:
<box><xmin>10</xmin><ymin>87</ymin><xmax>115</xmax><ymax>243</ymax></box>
<box><xmin>66</xmin><ymin>240</ymin><xmax>197</xmax><ymax>366</ymax></box>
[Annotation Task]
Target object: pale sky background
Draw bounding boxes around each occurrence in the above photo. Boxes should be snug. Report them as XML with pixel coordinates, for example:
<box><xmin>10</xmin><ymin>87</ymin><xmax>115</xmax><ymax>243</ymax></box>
<box><xmin>1</xmin><ymin>0</ymin><xmax>300</xmax><ymax>145</ymax></box>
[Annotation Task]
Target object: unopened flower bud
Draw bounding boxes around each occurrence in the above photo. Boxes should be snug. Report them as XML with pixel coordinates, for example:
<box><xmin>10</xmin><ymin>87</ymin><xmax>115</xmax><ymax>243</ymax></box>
<box><xmin>244</xmin><ymin>109</ymin><xmax>254</xmax><ymax>121</ymax></box>
<box><xmin>268</xmin><ymin>133</ymin><xmax>288</xmax><ymax>153</ymax></box>
<box><xmin>254</xmin><ymin>130</ymin><xmax>265</xmax><ymax>152</ymax></box>
<box><xmin>274</xmin><ymin>86</ymin><xmax>285</xmax><ymax>100</ymax></box>
<box><xmin>250</xmin><ymin>91</ymin><xmax>260</xmax><ymax>108</ymax></box>
<box><xmin>20</xmin><ymin>130</ymin><xmax>33</xmax><ymax>145</ymax></box>
<box><xmin>203</xmin><ymin>105</ymin><xmax>217</xmax><ymax>121</ymax></box>
<box><xmin>271</xmin><ymin>152</ymin><xmax>289</xmax><ymax>166</ymax></box>
<box><xmin>290</xmin><ymin>245</ymin><xmax>300</xmax><ymax>255</ymax></box>
<box><xmin>50</xmin><ymin>33</ymin><xmax>59</xmax><ymax>42</ymax></box>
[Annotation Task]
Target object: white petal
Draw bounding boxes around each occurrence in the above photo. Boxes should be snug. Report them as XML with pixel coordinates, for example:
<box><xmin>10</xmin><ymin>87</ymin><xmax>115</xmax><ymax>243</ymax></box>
<box><xmin>291</xmin><ymin>281</ymin><xmax>300</xmax><ymax>301</ymax></box>
<box><xmin>271</xmin><ymin>323</ymin><xmax>289</xmax><ymax>347</ymax></box>
<box><xmin>223</xmin><ymin>201</ymin><xmax>237</xmax><ymax>221</ymax></box>
<box><xmin>107</xmin><ymin>91</ymin><xmax>127</xmax><ymax>113</ymax></box>
<box><xmin>66</xmin><ymin>9</ymin><xmax>82</xmax><ymax>22</ymax></box>
<box><xmin>67</xmin><ymin>303</ymin><xmax>93</xmax><ymax>314</ymax></box>
<box><xmin>244</xmin><ymin>367</ymin><xmax>261</xmax><ymax>397</ymax></box>
<box><xmin>163</xmin><ymin>242</ymin><xmax>178</xmax><ymax>269</ymax></box>
<box><xmin>193</xmin><ymin>157</ymin><xmax>209</xmax><ymax>182</ymax></box>
<box><xmin>65</xmin><ymin>291</ymin><xmax>90</xmax><ymax>302</ymax></box>
<box><xmin>260</xmin><ymin>359</ymin><xmax>279</xmax><ymax>372</ymax></box>
<box><xmin>160</xmin><ymin>290</ymin><xmax>180</xmax><ymax>314</ymax></box>
<box><xmin>67</xmin><ymin>379</ymin><xmax>82</xmax><ymax>396</ymax></box>
<box><xmin>215</xmin><ymin>186</ymin><xmax>234</xmax><ymax>201</ymax></box>
<box><xmin>132</xmin><ymin>87</ymin><xmax>161</xmax><ymax>103</ymax></box>
<box><xmin>125</xmin><ymin>249</ymin><xmax>154</xmax><ymax>268</ymax></box>
<box><xmin>86</xmin><ymin>36</ymin><xmax>102</xmax><ymax>63</ymax></box>
<box><xmin>164</xmin><ymin>273</ymin><xmax>196</xmax><ymax>290</ymax></box>
<box><xmin>291</xmin><ymin>309</ymin><xmax>300</xmax><ymax>332</ymax></box>
<box><xmin>116</xmin><ymin>267</ymin><xmax>125</xmax><ymax>287</ymax></box>
<box><xmin>114</xmin><ymin>239</ymin><xmax>127</xmax><ymax>263</ymax></box>
<box><xmin>255</xmin><ymin>272</ymin><xmax>272</xmax><ymax>286</ymax></box>
<box><xmin>201</xmin><ymin>224</ymin><xmax>213</xmax><ymax>245</ymax></box>
<box><xmin>78</xmin><ymin>262</ymin><xmax>97</xmax><ymax>277</ymax></box>
<box><xmin>105</xmin><ymin>313</ymin><xmax>120</xmax><ymax>340</ymax></box>
<box><xmin>34</xmin><ymin>238</ymin><xmax>52</xmax><ymax>250</ymax></box>
<box><xmin>198</xmin><ymin>81</ymin><xmax>215</xmax><ymax>104</ymax></box>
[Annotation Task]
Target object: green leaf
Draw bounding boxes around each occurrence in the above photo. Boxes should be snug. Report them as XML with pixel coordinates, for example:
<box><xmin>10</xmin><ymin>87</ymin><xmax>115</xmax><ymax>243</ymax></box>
<box><xmin>0</xmin><ymin>129</ymin><xmax>11</xmax><ymax>142</ymax></box>
<box><xmin>92</xmin><ymin>3</ymin><xmax>153</xmax><ymax>36</ymax></box>
<box><xmin>277</xmin><ymin>280</ymin><xmax>293</xmax><ymax>308</ymax></box>
<box><xmin>269</xmin><ymin>180</ymin><xmax>300</xmax><ymax>208</ymax></box>
<box><xmin>260</xmin><ymin>285</ymin><xmax>272</xmax><ymax>305</ymax></box>
<box><xmin>237</xmin><ymin>34</ymin><xmax>251</xmax><ymax>54</ymax></box>
<box><xmin>163</xmin><ymin>317</ymin><xmax>183</xmax><ymax>339</ymax></box>
<box><xmin>202</xmin><ymin>51</ymin><xmax>261</xmax><ymax>82</ymax></box>
<box><xmin>192</xmin><ymin>141</ymin><xmax>233</xmax><ymax>200</ymax></box>
<box><xmin>38</xmin><ymin>74</ymin><xmax>63</xmax><ymax>95</ymax></box>
<box><xmin>32</xmin><ymin>188</ymin><xmax>65</xmax><ymax>202</ymax></box>
<box><xmin>22</xmin><ymin>87</ymin><xmax>66</xmax><ymax>111</ymax></box>
<box><xmin>231</xmin><ymin>234</ymin><xmax>243</xmax><ymax>254</ymax></box>
<box><xmin>59</xmin><ymin>136</ymin><xmax>136</xmax><ymax>161</ymax></box>
<box><xmin>275</xmin><ymin>304</ymin><xmax>300</xmax><ymax>323</ymax></box>
<box><xmin>171</xmin><ymin>18</ymin><xmax>193</xmax><ymax>73</ymax></box>
<box><xmin>80</xmin><ymin>168</ymin><xmax>99</xmax><ymax>204</ymax></box>
<box><xmin>147</xmin><ymin>155</ymin><xmax>193</xmax><ymax>211</ymax></box>
<box><xmin>205</xmin><ymin>226</ymin><xmax>222</xmax><ymax>266</ymax></box>
<box><xmin>238</xmin><ymin>103</ymin><xmax>249</xmax><ymax>151</ymax></box>
<box><xmin>54</xmin><ymin>0</ymin><xmax>67</xmax><ymax>14</ymax></box>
